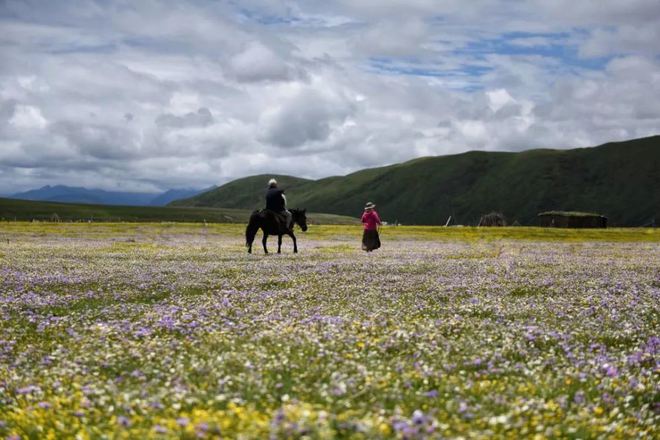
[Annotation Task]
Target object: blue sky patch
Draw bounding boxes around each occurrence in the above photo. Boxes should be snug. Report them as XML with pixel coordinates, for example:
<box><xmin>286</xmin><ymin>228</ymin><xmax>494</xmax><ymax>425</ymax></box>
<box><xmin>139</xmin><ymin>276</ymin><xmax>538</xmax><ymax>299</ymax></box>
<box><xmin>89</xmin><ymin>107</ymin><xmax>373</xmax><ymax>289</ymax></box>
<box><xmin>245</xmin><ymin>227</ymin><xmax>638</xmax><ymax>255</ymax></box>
<box><xmin>455</xmin><ymin>31</ymin><xmax>611</xmax><ymax>71</ymax></box>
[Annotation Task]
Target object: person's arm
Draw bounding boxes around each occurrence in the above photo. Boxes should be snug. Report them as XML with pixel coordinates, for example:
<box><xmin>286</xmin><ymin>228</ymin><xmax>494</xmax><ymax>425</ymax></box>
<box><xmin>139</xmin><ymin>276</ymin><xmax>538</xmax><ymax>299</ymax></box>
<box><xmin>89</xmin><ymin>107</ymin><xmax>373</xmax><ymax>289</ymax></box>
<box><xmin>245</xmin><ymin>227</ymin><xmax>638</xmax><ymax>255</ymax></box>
<box><xmin>374</xmin><ymin>211</ymin><xmax>382</xmax><ymax>225</ymax></box>
<box><xmin>281</xmin><ymin>193</ymin><xmax>287</xmax><ymax>209</ymax></box>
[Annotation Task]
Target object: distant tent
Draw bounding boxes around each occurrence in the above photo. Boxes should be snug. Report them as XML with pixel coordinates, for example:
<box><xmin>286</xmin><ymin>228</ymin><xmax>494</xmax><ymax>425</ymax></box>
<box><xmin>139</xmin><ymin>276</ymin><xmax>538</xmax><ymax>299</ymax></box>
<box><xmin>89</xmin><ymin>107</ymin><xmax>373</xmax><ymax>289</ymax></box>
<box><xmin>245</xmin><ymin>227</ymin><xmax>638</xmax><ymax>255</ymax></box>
<box><xmin>478</xmin><ymin>212</ymin><xmax>506</xmax><ymax>227</ymax></box>
<box><xmin>538</xmin><ymin>211</ymin><xmax>607</xmax><ymax>228</ymax></box>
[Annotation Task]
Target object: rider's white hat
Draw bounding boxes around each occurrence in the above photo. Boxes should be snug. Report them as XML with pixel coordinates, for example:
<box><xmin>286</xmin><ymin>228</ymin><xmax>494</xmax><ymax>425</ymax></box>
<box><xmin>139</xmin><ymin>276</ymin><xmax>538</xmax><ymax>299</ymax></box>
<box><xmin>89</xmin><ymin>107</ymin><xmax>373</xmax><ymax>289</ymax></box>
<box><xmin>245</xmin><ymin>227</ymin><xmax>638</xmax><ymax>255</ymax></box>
<box><xmin>268</xmin><ymin>178</ymin><xmax>278</xmax><ymax>187</ymax></box>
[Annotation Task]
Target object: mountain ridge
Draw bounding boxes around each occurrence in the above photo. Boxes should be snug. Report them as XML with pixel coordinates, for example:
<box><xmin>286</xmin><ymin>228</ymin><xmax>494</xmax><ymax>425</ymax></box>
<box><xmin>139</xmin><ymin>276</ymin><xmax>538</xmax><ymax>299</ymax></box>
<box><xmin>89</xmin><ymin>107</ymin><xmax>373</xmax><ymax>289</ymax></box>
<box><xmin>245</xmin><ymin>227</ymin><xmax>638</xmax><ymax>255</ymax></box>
<box><xmin>9</xmin><ymin>185</ymin><xmax>212</xmax><ymax>207</ymax></box>
<box><xmin>171</xmin><ymin>136</ymin><xmax>660</xmax><ymax>226</ymax></box>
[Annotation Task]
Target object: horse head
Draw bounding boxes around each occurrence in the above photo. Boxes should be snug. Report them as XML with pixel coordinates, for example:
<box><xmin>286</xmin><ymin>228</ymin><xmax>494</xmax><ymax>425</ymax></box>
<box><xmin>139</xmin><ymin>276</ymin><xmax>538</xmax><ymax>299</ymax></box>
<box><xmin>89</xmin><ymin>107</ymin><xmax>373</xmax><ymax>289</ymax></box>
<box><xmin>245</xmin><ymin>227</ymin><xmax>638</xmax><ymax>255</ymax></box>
<box><xmin>291</xmin><ymin>208</ymin><xmax>308</xmax><ymax>232</ymax></box>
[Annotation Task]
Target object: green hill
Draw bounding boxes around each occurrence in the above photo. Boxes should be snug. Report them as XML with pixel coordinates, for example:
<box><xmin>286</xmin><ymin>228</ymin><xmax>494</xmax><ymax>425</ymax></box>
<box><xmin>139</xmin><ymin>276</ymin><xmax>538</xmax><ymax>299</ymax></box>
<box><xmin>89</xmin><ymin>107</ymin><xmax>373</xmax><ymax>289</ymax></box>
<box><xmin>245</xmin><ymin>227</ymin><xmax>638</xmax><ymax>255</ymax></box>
<box><xmin>172</xmin><ymin>136</ymin><xmax>660</xmax><ymax>226</ymax></box>
<box><xmin>0</xmin><ymin>198</ymin><xmax>358</xmax><ymax>225</ymax></box>
<box><xmin>170</xmin><ymin>174</ymin><xmax>312</xmax><ymax>209</ymax></box>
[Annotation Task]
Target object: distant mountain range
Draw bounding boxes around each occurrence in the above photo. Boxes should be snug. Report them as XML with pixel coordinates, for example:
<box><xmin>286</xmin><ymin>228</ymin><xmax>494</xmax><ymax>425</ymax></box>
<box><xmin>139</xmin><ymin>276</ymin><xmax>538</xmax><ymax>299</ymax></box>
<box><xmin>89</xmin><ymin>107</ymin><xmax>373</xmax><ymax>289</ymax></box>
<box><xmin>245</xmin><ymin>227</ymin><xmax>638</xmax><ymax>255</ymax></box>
<box><xmin>9</xmin><ymin>185</ymin><xmax>214</xmax><ymax>207</ymax></box>
<box><xmin>171</xmin><ymin>136</ymin><xmax>660</xmax><ymax>226</ymax></box>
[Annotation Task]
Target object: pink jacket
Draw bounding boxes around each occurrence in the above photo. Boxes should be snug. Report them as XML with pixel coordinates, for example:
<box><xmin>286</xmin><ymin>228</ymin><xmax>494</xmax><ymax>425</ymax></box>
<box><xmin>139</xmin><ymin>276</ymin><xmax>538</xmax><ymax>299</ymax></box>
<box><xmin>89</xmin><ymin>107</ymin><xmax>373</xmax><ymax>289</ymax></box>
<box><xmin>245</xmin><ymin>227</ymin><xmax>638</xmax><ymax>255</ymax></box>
<box><xmin>361</xmin><ymin>210</ymin><xmax>381</xmax><ymax>230</ymax></box>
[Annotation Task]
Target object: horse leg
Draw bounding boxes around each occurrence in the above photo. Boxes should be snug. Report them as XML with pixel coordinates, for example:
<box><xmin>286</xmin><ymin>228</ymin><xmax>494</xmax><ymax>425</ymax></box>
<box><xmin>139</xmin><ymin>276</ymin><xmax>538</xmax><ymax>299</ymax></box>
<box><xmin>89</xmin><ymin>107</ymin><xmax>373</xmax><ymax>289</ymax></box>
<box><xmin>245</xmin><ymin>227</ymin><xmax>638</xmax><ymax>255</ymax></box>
<box><xmin>277</xmin><ymin>235</ymin><xmax>282</xmax><ymax>253</ymax></box>
<box><xmin>288</xmin><ymin>232</ymin><xmax>298</xmax><ymax>253</ymax></box>
<box><xmin>246</xmin><ymin>221</ymin><xmax>257</xmax><ymax>254</ymax></box>
<box><xmin>262</xmin><ymin>232</ymin><xmax>269</xmax><ymax>254</ymax></box>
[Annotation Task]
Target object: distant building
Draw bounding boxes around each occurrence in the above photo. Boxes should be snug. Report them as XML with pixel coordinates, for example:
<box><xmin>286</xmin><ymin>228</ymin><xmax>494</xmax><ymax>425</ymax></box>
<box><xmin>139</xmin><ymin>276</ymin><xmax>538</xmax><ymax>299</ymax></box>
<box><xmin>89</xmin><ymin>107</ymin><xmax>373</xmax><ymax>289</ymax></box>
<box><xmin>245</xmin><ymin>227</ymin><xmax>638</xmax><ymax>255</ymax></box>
<box><xmin>538</xmin><ymin>211</ymin><xmax>607</xmax><ymax>228</ymax></box>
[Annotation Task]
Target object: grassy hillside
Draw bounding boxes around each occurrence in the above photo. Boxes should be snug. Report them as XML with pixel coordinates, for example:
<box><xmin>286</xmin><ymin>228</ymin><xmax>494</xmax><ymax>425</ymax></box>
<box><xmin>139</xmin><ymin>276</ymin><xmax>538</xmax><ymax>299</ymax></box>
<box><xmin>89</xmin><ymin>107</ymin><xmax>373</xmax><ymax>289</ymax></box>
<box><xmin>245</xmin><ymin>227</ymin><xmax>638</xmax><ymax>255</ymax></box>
<box><xmin>170</xmin><ymin>174</ymin><xmax>312</xmax><ymax>209</ymax></box>
<box><xmin>173</xmin><ymin>136</ymin><xmax>660</xmax><ymax>226</ymax></box>
<box><xmin>0</xmin><ymin>198</ymin><xmax>358</xmax><ymax>225</ymax></box>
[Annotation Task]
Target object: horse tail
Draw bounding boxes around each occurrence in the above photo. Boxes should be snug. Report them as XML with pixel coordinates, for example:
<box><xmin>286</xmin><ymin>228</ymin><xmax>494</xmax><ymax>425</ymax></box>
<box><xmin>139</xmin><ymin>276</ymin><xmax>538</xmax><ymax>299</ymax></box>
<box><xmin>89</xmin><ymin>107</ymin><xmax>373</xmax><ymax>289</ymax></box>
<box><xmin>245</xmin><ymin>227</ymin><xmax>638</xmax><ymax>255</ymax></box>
<box><xmin>245</xmin><ymin>211</ymin><xmax>260</xmax><ymax>247</ymax></box>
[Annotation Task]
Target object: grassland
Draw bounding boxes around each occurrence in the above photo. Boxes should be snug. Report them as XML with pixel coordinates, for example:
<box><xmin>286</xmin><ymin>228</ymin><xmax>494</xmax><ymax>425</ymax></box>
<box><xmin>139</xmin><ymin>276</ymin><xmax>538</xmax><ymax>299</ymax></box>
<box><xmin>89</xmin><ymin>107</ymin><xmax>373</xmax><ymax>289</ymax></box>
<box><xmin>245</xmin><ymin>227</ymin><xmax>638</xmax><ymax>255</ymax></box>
<box><xmin>0</xmin><ymin>222</ymin><xmax>657</xmax><ymax>242</ymax></box>
<box><xmin>0</xmin><ymin>197</ymin><xmax>358</xmax><ymax>225</ymax></box>
<box><xmin>0</xmin><ymin>223</ymin><xmax>658</xmax><ymax>439</ymax></box>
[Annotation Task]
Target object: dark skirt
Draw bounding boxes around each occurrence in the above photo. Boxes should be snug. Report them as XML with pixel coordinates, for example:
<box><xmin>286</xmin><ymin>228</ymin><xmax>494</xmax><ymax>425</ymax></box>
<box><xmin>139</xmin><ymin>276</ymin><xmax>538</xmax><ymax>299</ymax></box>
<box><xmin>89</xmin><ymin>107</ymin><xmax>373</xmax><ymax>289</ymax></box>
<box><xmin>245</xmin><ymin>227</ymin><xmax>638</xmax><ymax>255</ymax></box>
<box><xmin>362</xmin><ymin>229</ymin><xmax>381</xmax><ymax>251</ymax></box>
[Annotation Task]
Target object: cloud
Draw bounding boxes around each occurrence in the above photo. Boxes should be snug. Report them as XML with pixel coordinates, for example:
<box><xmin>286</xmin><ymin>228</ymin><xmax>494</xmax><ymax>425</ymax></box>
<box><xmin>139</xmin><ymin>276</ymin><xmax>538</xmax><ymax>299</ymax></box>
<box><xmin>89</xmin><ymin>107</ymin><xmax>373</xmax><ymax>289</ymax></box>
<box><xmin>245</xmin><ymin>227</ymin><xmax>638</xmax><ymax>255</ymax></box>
<box><xmin>352</xmin><ymin>18</ymin><xmax>431</xmax><ymax>57</ymax></box>
<box><xmin>486</xmin><ymin>89</ymin><xmax>515</xmax><ymax>113</ymax></box>
<box><xmin>0</xmin><ymin>0</ymin><xmax>658</xmax><ymax>193</ymax></box>
<box><xmin>259</xmin><ymin>85</ymin><xmax>354</xmax><ymax>148</ymax></box>
<box><xmin>579</xmin><ymin>25</ymin><xmax>660</xmax><ymax>58</ymax></box>
<box><xmin>9</xmin><ymin>105</ymin><xmax>48</xmax><ymax>129</ymax></box>
<box><xmin>156</xmin><ymin>108</ymin><xmax>214</xmax><ymax>128</ymax></box>
<box><xmin>228</xmin><ymin>41</ymin><xmax>304</xmax><ymax>83</ymax></box>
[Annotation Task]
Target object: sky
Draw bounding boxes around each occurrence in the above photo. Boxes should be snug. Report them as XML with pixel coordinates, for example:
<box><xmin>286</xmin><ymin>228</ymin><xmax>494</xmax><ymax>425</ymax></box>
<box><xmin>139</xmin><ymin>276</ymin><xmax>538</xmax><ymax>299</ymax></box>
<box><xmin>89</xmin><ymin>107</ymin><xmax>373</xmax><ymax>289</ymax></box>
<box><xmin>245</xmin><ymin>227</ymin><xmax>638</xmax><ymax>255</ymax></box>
<box><xmin>1</xmin><ymin>0</ymin><xmax>659</xmax><ymax>193</ymax></box>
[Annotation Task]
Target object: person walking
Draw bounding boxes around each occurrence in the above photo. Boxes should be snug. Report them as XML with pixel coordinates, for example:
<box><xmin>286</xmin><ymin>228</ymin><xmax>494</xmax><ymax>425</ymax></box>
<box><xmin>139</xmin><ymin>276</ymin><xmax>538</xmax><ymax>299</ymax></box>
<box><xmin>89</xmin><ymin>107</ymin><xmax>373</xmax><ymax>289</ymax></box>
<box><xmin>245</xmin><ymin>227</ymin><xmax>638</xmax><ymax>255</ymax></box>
<box><xmin>361</xmin><ymin>201</ymin><xmax>381</xmax><ymax>252</ymax></box>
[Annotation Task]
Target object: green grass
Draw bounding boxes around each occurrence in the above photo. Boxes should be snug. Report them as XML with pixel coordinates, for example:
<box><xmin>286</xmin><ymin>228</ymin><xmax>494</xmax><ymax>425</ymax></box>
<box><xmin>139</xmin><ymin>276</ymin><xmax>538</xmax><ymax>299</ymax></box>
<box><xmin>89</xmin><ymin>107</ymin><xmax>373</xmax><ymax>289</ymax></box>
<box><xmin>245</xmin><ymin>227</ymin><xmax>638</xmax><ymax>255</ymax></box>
<box><xmin>0</xmin><ymin>222</ymin><xmax>657</xmax><ymax>242</ymax></box>
<box><xmin>0</xmin><ymin>197</ymin><xmax>358</xmax><ymax>225</ymax></box>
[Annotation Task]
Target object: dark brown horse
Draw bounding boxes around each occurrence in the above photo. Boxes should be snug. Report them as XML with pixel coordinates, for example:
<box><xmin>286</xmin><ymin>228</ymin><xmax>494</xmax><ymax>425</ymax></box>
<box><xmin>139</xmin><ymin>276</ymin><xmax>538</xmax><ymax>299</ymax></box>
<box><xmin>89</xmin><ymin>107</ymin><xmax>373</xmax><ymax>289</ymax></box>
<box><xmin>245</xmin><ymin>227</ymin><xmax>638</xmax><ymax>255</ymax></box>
<box><xmin>246</xmin><ymin>208</ymin><xmax>307</xmax><ymax>254</ymax></box>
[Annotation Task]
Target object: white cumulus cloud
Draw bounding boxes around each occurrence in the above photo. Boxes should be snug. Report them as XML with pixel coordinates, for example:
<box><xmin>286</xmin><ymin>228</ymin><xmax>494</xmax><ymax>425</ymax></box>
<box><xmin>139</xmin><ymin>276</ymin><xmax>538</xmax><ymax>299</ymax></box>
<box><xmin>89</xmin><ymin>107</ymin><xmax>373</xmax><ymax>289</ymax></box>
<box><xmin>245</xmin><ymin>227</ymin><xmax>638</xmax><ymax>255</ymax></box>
<box><xmin>9</xmin><ymin>105</ymin><xmax>48</xmax><ymax>130</ymax></box>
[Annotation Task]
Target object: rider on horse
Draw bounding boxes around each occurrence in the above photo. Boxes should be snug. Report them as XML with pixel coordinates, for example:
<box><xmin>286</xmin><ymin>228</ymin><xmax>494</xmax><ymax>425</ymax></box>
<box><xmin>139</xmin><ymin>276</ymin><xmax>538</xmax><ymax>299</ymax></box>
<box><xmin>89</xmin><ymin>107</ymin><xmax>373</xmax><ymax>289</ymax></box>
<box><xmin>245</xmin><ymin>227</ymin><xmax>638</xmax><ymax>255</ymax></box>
<box><xmin>265</xmin><ymin>178</ymin><xmax>292</xmax><ymax>230</ymax></box>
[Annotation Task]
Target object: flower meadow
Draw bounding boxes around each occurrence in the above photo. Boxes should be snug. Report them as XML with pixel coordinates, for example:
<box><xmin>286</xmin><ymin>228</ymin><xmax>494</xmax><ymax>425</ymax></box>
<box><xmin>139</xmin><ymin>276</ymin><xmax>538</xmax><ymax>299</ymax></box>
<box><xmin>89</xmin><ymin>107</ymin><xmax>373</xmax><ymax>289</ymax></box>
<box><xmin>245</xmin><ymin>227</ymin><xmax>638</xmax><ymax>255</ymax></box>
<box><xmin>0</xmin><ymin>223</ymin><xmax>658</xmax><ymax>439</ymax></box>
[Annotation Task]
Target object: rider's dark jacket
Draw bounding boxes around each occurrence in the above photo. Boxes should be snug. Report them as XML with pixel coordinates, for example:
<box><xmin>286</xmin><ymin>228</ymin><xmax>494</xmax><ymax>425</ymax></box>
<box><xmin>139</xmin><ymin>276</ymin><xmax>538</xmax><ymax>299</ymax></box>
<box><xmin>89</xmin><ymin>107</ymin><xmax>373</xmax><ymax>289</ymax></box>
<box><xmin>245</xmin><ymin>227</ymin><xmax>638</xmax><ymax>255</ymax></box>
<box><xmin>266</xmin><ymin>187</ymin><xmax>285</xmax><ymax>212</ymax></box>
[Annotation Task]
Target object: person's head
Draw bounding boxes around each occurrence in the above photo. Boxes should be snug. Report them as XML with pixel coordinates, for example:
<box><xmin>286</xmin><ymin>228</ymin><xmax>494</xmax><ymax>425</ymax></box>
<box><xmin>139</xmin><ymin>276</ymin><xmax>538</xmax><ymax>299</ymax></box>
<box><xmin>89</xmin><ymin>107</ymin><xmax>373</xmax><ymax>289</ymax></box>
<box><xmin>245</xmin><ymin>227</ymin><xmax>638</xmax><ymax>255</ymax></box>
<box><xmin>268</xmin><ymin>178</ymin><xmax>278</xmax><ymax>188</ymax></box>
<box><xmin>364</xmin><ymin>201</ymin><xmax>376</xmax><ymax>211</ymax></box>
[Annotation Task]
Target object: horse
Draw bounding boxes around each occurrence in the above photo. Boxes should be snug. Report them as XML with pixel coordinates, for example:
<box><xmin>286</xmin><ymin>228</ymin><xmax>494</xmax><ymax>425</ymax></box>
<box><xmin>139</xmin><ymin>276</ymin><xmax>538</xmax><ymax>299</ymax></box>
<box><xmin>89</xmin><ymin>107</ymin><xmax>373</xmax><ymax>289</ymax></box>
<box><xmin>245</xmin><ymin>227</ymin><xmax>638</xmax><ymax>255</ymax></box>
<box><xmin>246</xmin><ymin>208</ymin><xmax>307</xmax><ymax>254</ymax></box>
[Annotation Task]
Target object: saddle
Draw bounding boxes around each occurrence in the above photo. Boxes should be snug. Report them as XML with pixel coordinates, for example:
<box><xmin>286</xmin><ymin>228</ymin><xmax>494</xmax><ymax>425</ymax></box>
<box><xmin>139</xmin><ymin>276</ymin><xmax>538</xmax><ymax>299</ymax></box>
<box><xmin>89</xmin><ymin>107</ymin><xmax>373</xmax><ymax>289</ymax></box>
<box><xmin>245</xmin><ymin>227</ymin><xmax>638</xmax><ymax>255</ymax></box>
<box><xmin>260</xmin><ymin>209</ymin><xmax>290</xmax><ymax>232</ymax></box>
